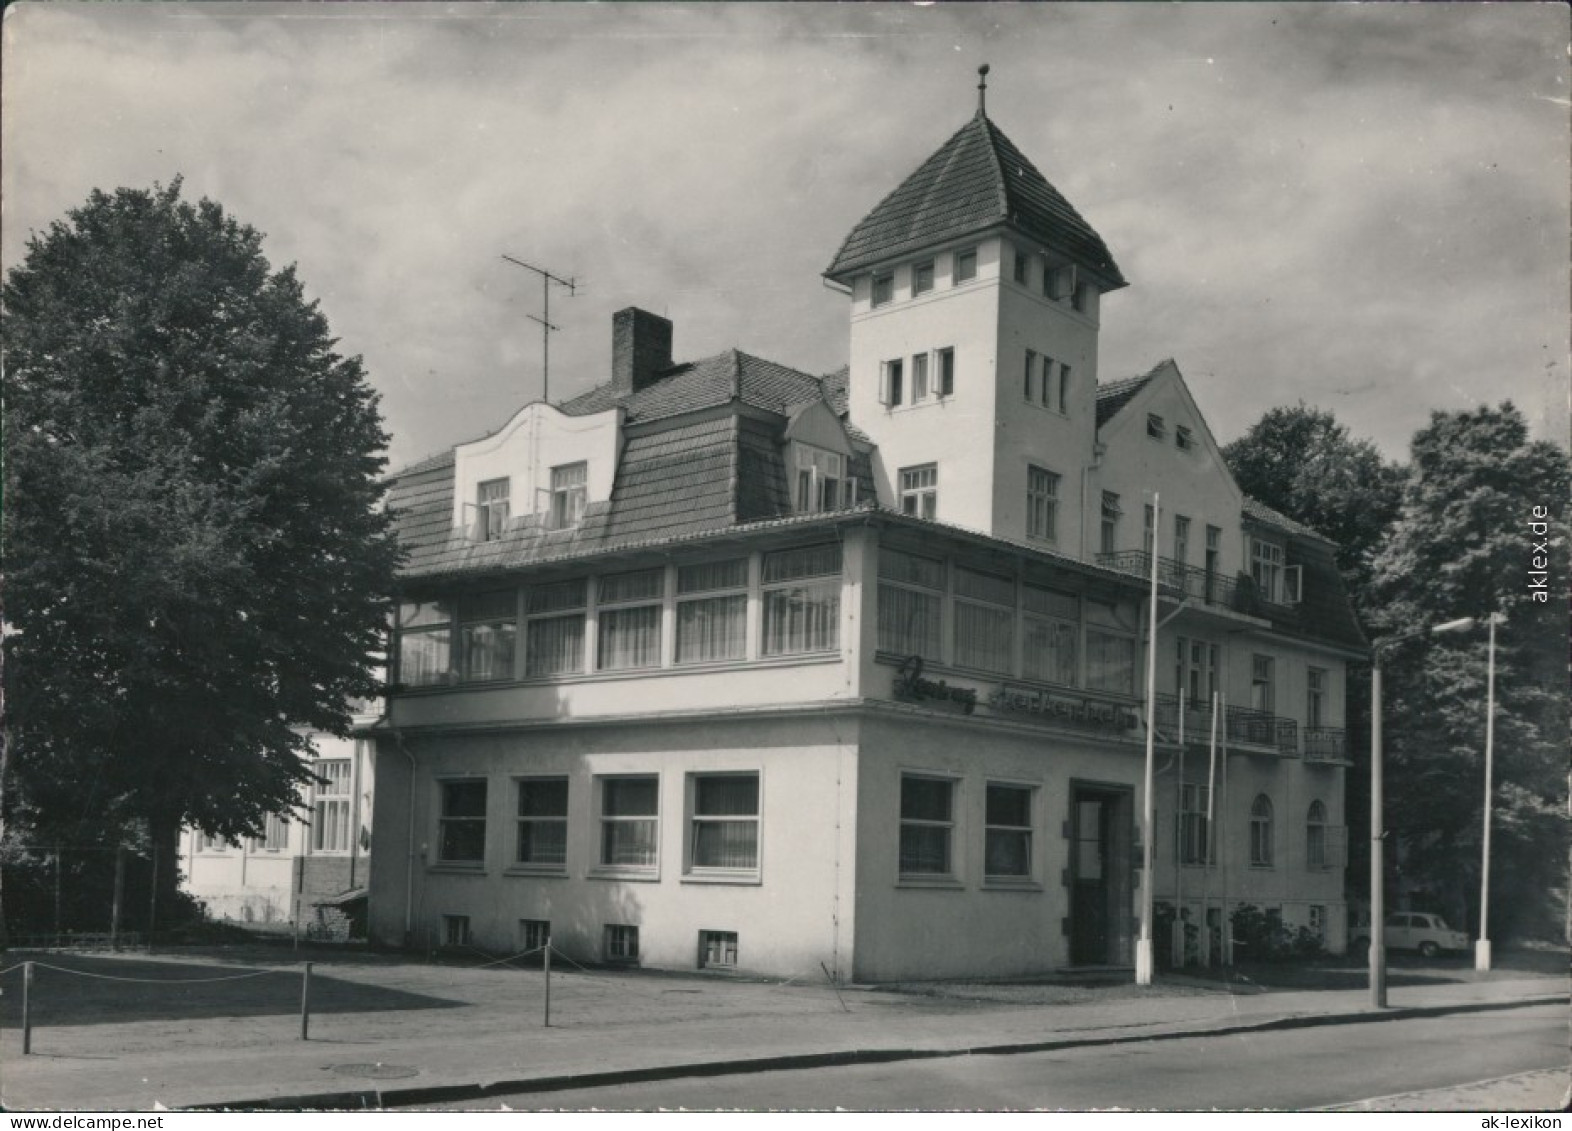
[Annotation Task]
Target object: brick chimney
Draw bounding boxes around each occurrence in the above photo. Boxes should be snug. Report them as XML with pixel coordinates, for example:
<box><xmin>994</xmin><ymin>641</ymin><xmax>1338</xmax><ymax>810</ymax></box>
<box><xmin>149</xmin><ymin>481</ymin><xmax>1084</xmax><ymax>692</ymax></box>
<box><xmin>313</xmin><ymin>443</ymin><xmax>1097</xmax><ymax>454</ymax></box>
<box><xmin>612</xmin><ymin>307</ymin><xmax>673</xmax><ymax>394</ymax></box>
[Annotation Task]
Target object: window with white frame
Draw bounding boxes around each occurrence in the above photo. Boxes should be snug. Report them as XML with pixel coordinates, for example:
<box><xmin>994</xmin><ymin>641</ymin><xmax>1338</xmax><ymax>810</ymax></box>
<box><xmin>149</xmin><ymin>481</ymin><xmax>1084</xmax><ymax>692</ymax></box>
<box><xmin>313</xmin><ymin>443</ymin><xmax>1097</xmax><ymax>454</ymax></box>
<box><xmin>459</xmin><ymin>589</ymin><xmax>517</xmax><ymax>681</ymax></box>
<box><xmin>1023</xmin><ymin>349</ymin><xmax>1037</xmax><ymax>402</ymax></box>
<box><xmin>912</xmin><ymin>259</ymin><xmax>934</xmax><ymax>296</ymax></box>
<box><xmin>525</xmin><ymin>578</ymin><xmax>586</xmax><ymax>676</ymax></box>
<box><xmin>597</xmin><ymin>568</ymin><xmax>664</xmax><ymax>671</ymax></box>
<box><xmin>689</xmin><ymin>773</ymin><xmax>759</xmax><ymax>872</ymax></box>
<box><xmin>699</xmin><ymin>929</ymin><xmax>739</xmax><ymax>969</ymax></box>
<box><xmin>877</xmin><ymin>546</ymin><xmax>945</xmax><ymax>659</ymax></box>
<box><xmin>1175</xmin><ymin>636</ymin><xmax>1218</xmax><ymax>705</ymax></box>
<box><xmin>515</xmin><ymin>777</ymin><xmax>568</xmax><ymax>868</ymax></box>
<box><xmin>675</xmin><ymin>558</ymin><xmax>748</xmax><ymax>664</ymax></box>
<box><xmin>871</xmin><ymin>271</ymin><xmax>894</xmax><ymax>307</ymax></box>
<box><xmin>984</xmin><ymin>783</ymin><xmax>1033</xmax><ymax>879</ymax></box>
<box><xmin>1306</xmin><ymin>799</ymin><xmax>1328</xmax><ymax>870</ymax></box>
<box><xmin>599</xmin><ymin>775</ymin><xmax>658</xmax><ymax>870</ymax></box>
<box><xmin>1100</xmin><ymin>492</ymin><xmax>1122</xmax><ymax>555</ymax></box>
<box><xmin>520</xmin><ymin>918</ymin><xmax>551</xmax><ymax>953</ymax></box>
<box><xmin>1179</xmin><ymin>783</ymin><xmax>1212</xmax><ymax>865</ymax></box>
<box><xmin>1251</xmin><ymin>654</ymin><xmax>1276</xmax><ymax>714</ymax></box>
<box><xmin>1026</xmin><ymin>466</ymin><xmax>1059</xmax><ymax>542</ymax></box>
<box><xmin>954</xmin><ymin>247</ymin><xmax>977</xmax><ymax>283</ymax></box>
<box><xmin>793</xmin><ymin>443</ymin><xmax>845</xmax><ymax>514</ymax></box>
<box><xmin>548</xmin><ymin>462</ymin><xmax>587</xmax><ymax>530</ymax></box>
<box><xmin>443</xmin><ymin>915</ymin><xmax>471</xmax><ymax>947</ymax></box>
<box><xmin>604</xmin><ymin>924</ymin><xmax>640</xmax><ymax>962</ymax></box>
<box><xmin>1250</xmin><ymin>794</ymin><xmax>1274</xmax><ymax>867</ymax></box>
<box><xmin>899</xmin><ymin>774</ymin><xmax>954</xmax><ymax>877</ymax></box>
<box><xmin>1307</xmin><ymin>667</ymin><xmax>1327</xmax><ymax>728</ymax></box>
<box><xmin>911</xmin><ymin>352</ymin><xmax>930</xmax><ymax>402</ymax></box>
<box><xmin>476</xmin><ymin>477</ymin><xmax>510</xmax><ymax>542</ymax></box>
<box><xmin>254</xmin><ymin>813</ymin><xmax>290</xmax><ymax>852</ymax></box>
<box><xmin>398</xmin><ymin>599</ymin><xmax>454</xmax><ymax>687</ymax></box>
<box><xmin>953</xmin><ymin>565</ymin><xmax>1014</xmax><ymax>674</ymax></box>
<box><xmin>937</xmin><ymin>347</ymin><xmax>955</xmax><ymax>396</ymax></box>
<box><xmin>1143</xmin><ymin>504</ymin><xmax>1155</xmax><ymax>556</ymax></box>
<box><xmin>438</xmin><ymin>779</ymin><xmax>487</xmax><ymax>864</ymax></box>
<box><xmin>1085</xmin><ymin>600</ymin><xmax>1137</xmax><ymax>695</ymax></box>
<box><xmin>1251</xmin><ymin>538</ymin><xmax>1284</xmax><ymax>603</ymax></box>
<box><xmin>762</xmin><ymin>543</ymin><xmax>841</xmax><ymax>656</ymax></box>
<box><xmin>898</xmin><ymin>464</ymin><xmax>937</xmax><ymax>520</ymax></box>
<box><xmin>1022</xmin><ymin>583</ymin><xmax>1078</xmax><ymax>686</ymax></box>
<box><xmin>312</xmin><ymin>759</ymin><xmax>352</xmax><ymax>853</ymax></box>
<box><xmin>880</xmin><ymin>357</ymin><xmax>905</xmax><ymax>407</ymax></box>
<box><xmin>1173</xmin><ymin>515</ymin><xmax>1191</xmax><ymax>565</ymax></box>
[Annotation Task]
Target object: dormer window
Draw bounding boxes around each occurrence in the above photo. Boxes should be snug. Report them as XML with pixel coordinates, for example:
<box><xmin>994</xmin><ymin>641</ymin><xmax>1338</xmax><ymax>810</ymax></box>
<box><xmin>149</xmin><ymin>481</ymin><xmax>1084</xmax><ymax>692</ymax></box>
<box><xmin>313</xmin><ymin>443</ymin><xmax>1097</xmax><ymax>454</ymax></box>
<box><xmin>872</xmin><ymin>271</ymin><xmax>894</xmax><ymax>307</ymax></box>
<box><xmin>549</xmin><ymin>462</ymin><xmax>587</xmax><ymax>530</ymax></box>
<box><xmin>954</xmin><ymin>247</ymin><xmax>977</xmax><ymax>284</ymax></box>
<box><xmin>1175</xmin><ymin>425</ymin><xmax>1194</xmax><ymax>451</ymax></box>
<box><xmin>1251</xmin><ymin>538</ymin><xmax>1284</xmax><ymax>602</ymax></box>
<box><xmin>1146</xmin><ymin>413</ymin><xmax>1166</xmax><ymax>441</ymax></box>
<box><xmin>912</xmin><ymin>260</ymin><xmax>934</xmax><ymax>296</ymax></box>
<box><xmin>793</xmin><ymin>443</ymin><xmax>846</xmax><ymax>514</ymax></box>
<box><xmin>476</xmin><ymin>478</ymin><xmax>510</xmax><ymax>542</ymax></box>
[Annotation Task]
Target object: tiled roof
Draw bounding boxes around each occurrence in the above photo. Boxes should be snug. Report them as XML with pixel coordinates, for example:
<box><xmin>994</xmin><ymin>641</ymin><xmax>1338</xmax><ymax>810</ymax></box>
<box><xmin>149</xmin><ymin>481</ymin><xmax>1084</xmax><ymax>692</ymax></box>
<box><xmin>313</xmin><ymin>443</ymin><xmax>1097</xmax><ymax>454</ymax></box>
<box><xmin>1242</xmin><ymin>496</ymin><xmax>1334</xmax><ymax>545</ymax></box>
<box><xmin>557</xmin><ymin>349</ymin><xmax>832</xmax><ymax>425</ymax></box>
<box><xmin>825</xmin><ymin>112</ymin><xmax>1125</xmax><ymax>287</ymax></box>
<box><xmin>1095</xmin><ymin>368</ymin><xmax>1161</xmax><ymax>428</ymax></box>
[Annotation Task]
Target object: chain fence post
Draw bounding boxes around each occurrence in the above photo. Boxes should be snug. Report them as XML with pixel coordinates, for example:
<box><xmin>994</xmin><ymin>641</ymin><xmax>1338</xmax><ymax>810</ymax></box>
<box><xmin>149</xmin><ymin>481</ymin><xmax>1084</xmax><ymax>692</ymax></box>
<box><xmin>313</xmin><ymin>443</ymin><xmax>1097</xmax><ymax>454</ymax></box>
<box><xmin>22</xmin><ymin>961</ymin><xmax>35</xmax><ymax>1054</ymax></box>
<box><xmin>300</xmin><ymin>961</ymin><xmax>313</xmax><ymax>1040</ymax></box>
<box><xmin>542</xmin><ymin>940</ymin><xmax>552</xmax><ymax>1028</ymax></box>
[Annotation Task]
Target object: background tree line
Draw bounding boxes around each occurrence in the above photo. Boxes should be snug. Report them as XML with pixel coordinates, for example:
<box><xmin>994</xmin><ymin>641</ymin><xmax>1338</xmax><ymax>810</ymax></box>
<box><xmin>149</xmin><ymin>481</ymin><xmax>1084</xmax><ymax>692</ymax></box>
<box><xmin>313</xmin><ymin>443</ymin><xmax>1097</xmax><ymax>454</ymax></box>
<box><xmin>1224</xmin><ymin>403</ymin><xmax>1569</xmax><ymax>943</ymax></box>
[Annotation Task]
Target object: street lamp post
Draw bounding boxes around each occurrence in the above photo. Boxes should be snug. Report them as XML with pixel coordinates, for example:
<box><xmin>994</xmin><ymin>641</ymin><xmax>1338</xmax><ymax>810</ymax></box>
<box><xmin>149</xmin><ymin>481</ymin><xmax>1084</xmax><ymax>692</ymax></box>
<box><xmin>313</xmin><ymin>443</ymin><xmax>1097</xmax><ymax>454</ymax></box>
<box><xmin>1476</xmin><ymin>613</ymin><xmax>1504</xmax><ymax>972</ymax></box>
<box><xmin>1370</xmin><ymin>616</ymin><xmax>1476</xmax><ymax>1009</ymax></box>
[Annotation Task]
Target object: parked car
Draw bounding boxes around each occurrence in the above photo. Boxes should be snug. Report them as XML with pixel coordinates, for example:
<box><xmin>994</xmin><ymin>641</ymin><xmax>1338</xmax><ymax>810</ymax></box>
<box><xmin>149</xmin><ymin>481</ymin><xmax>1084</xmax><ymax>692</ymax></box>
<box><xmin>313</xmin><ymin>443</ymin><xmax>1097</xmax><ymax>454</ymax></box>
<box><xmin>1349</xmin><ymin>912</ymin><xmax>1470</xmax><ymax>959</ymax></box>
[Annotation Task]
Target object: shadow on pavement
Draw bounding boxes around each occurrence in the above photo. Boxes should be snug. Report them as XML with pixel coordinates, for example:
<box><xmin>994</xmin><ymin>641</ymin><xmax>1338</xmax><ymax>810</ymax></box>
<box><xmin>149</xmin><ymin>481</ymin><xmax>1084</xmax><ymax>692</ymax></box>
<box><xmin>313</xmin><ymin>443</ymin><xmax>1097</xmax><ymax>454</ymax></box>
<box><xmin>0</xmin><ymin>955</ymin><xmax>463</xmax><ymax>1028</ymax></box>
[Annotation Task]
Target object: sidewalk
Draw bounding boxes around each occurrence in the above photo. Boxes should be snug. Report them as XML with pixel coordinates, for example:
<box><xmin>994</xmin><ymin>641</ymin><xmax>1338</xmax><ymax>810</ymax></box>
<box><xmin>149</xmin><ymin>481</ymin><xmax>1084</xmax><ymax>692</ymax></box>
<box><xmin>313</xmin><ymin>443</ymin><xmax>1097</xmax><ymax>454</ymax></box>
<box><xmin>0</xmin><ymin>949</ymin><xmax>1563</xmax><ymax>1111</ymax></box>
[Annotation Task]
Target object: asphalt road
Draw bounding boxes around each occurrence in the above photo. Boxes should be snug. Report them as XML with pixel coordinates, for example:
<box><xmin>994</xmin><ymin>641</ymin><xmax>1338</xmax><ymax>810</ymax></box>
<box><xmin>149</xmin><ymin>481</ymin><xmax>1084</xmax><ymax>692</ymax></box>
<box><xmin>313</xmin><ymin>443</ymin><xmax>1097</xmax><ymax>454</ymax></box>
<box><xmin>443</xmin><ymin>1002</ymin><xmax>1567</xmax><ymax>1111</ymax></box>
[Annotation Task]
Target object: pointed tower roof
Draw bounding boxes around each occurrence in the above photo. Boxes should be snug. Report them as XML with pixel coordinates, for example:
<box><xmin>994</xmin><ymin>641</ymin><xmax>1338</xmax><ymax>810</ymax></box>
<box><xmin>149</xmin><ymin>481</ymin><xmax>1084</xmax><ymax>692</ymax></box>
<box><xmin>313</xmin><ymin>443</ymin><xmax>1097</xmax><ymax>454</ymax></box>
<box><xmin>824</xmin><ymin>109</ymin><xmax>1126</xmax><ymax>289</ymax></box>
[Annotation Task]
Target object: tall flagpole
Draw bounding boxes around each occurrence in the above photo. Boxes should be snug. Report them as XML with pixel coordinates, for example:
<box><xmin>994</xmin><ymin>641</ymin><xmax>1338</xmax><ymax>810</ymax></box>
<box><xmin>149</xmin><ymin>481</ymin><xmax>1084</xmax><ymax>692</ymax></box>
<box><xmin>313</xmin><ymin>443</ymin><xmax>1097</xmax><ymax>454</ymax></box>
<box><xmin>1174</xmin><ymin>687</ymin><xmax>1186</xmax><ymax>967</ymax></box>
<box><xmin>1136</xmin><ymin>493</ymin><xmax>1161</xmax><ymax>985</ymax></box>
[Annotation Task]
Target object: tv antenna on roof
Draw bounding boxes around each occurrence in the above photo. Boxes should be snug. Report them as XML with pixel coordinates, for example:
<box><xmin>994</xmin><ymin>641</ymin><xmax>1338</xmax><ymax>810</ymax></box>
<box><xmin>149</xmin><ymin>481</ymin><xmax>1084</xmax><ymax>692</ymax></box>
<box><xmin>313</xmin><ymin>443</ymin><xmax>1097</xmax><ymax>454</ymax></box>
<box><xmin>501</xmin><ymin>254</ymin><xmax>578</xmax><ymax>403</ymax></box>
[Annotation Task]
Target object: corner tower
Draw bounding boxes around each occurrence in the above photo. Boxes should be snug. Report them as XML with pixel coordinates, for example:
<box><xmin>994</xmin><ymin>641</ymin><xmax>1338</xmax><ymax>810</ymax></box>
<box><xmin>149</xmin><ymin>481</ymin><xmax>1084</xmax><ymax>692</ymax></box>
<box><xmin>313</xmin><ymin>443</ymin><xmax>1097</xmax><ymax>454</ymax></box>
<box><xmin>824</xmin><ymin>68</ymin><xmax>1126</xmax><ymax>556</ymax></box>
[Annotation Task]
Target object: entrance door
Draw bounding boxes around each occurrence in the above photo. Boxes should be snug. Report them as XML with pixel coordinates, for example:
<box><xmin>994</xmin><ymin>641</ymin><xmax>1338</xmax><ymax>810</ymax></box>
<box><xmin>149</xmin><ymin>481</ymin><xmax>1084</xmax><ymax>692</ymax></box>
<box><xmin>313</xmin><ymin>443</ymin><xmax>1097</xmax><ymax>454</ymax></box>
<box><xmin>1070</xmin><ymin>785</ymin><xmax>1135</xmax><ymax>966</ymax></box>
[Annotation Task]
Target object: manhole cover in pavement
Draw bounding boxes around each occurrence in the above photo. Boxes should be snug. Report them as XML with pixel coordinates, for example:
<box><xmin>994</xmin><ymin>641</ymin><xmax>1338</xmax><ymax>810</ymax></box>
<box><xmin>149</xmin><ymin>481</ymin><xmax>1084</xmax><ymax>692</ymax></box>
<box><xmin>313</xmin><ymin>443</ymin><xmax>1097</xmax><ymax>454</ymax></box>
<box><xmin>329</xmin><ymin>1064</ymin><xmax>421</xmax><ymax>1080</ymax></box>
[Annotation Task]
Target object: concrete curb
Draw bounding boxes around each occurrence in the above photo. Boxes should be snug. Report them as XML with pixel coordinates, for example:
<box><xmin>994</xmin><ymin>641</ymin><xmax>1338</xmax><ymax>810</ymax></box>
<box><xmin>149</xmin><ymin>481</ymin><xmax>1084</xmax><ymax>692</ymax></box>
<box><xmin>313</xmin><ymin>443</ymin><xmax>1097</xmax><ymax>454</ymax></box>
<box><xmin>196</xmin><ymin>993</ymin><xmax>1567</xmax><ymax>1111</ymax></box>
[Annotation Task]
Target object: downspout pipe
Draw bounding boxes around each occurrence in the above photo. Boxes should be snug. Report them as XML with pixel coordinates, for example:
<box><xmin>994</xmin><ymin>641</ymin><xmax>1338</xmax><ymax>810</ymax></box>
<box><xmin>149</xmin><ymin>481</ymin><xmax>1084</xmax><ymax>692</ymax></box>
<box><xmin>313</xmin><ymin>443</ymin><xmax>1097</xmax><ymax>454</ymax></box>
<box><xmin>391</xmin><ymin>728</ymin><xmax>418</xmax><ymax>945</ymax></box>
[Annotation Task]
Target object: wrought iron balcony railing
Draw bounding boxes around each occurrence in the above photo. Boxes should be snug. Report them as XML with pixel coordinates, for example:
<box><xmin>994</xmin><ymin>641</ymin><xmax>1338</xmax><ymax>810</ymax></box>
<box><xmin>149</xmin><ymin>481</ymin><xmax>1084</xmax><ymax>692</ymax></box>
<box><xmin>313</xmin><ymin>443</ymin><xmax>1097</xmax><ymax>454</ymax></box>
<box><xmin>1303</xmin><ymin>727</ymin><xmax>1350</xmax><ymax>763</ymax></box>
<box><xmin>1095</xmin><ymin>551</ymin><xmax>1242</xmax><ymax>612</ymax></box>
<box><xmin>1154</xmin><ymin>693</ymin><xmax>1299</xmax><ymax>756</ymax></box>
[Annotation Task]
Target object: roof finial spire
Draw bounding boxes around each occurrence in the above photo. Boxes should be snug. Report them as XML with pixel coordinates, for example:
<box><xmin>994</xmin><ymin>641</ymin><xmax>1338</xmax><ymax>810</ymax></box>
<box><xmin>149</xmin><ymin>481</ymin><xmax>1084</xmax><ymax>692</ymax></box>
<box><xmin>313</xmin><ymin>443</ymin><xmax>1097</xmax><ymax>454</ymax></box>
<box><xmin>977</xmin><ymin>63</ymin><xmax>990</xmax><ymax>116</ymax></box>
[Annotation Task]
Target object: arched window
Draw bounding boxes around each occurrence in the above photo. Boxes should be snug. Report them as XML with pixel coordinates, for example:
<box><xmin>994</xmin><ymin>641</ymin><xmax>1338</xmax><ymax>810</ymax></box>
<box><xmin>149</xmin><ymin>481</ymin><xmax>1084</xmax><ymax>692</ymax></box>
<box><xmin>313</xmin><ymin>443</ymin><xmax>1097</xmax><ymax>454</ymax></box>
<box><xmin>1250</xmin><ymin>794</ymin><xmax>1274</xmax><ymax>867</ymax></box>
<box><xmin>1306</xmin><ymin>800</ymin><xmax>1327</xmax><ymax>870</ymax></box>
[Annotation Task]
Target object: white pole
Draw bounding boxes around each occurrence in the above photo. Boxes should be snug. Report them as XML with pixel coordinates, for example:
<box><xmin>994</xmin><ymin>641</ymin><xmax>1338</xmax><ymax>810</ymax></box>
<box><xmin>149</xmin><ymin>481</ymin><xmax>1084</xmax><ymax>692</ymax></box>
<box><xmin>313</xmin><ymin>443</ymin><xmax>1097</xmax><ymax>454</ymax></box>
<box><xmin>1476</xmin><ymin>615</ymin><xmax>1498</xmax><ymax>971</ymax></box>
<box><xmin>1205</xmin><ymin>690</ymin><xmax>1219</xmax><ymax>964</ymax></box>
<box><xmin>1219</xmin><ymin>693</ymin><xmax>1232</xmax><ymax>966</ymax></box>
<box><xmin>1136</xmin><ymin>494</ymin><xmax>1161</xmax><ymax>985</ymax></box>
<box><xmin>1174</xmin><ymin>687</ymin><xmax>1186</xmax><ymax>968</ymax></box>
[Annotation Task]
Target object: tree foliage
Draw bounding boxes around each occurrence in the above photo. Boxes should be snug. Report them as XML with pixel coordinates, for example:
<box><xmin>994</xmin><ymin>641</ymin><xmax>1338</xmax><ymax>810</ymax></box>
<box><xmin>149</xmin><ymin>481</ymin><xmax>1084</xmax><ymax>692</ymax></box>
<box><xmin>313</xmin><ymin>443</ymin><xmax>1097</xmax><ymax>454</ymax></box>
<box><xmin>2</xmin><ymin>180</ymin><xmax>399</xmax><ymax>900</ymax></box>
<box><xmin>1365</xmin><ymin>403</ymin><xmax>1569</xmax><ymax>938</ymax></box>
<box><xmin>1222</xmin><ymin>403</ymin><xmax>1405</xmax><ymax>598</ymax></box>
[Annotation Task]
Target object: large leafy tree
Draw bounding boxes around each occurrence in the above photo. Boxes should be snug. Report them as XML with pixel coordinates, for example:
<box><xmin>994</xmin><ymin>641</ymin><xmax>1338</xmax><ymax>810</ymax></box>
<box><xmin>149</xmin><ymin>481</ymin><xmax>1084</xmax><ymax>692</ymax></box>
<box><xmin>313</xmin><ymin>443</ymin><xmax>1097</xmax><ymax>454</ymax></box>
<box><xmin>2</xmin><ymin>181</ymin><xmax>399</xmax><ymax>922</ymax></box>
<box><xmin>1365</xmin><ymin>403</ymin><xmax>1569</xmax><ymax>940</ymax></box>
<box><xmin>1222</xmin><ymin>404</ymin><xmax>1405</xmax><ymax>598</ymax></box>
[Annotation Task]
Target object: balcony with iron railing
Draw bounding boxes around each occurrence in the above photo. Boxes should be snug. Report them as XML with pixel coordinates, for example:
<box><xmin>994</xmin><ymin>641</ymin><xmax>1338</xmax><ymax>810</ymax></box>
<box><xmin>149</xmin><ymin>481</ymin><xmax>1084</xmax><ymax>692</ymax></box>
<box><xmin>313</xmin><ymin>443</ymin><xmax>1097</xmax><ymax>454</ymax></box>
<box><xmin>1154</xmin><ymin>692</ymin><xmax>1299</xmax><ymax>756</ymax></box>
<box><xmin>1303</xmin><ymin>726</ymin><xmax>1351</xmax><ymax>764</ymax></box>
<box><xmin>1094</xmin><ymin>551</ymin><xmax>1295</xmax><ymax>617</ymax></box>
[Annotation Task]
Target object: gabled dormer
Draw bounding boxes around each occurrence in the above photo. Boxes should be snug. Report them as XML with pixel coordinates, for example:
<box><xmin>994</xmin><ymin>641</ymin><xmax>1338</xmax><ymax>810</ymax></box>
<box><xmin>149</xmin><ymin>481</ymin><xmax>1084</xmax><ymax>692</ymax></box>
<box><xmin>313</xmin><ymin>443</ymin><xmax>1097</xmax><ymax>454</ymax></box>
<box><xmin>825</xmin><ymin>69</ymin><xmax>1125</xmax><ymax>545</ymax></box>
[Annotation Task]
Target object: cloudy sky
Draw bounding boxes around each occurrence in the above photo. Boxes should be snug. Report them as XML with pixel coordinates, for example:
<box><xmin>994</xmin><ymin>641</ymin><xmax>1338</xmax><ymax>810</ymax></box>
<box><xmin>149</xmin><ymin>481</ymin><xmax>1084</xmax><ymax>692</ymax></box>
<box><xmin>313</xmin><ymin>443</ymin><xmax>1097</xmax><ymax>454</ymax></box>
<box><xmin>4</xmin><ymin>2</ymin><xmax>1566</xmax><ymax>472</ymax></box>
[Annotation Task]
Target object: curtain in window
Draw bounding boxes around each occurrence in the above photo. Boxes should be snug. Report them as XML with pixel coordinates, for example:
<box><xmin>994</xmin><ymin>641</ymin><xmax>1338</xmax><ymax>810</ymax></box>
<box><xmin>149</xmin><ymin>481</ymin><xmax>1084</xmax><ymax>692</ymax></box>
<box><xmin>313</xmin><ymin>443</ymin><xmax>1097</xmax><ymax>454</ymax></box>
<box><xmin>954</xmin><ymin>602</ymin><xmax>1012</xmax><ymax>673</ymax></box>
<box><xmin>601</xmin><ymin>778</ymin><xmax>658</xmax><ymax>867</ymax></box>
<box><xmin>877</xmin><ymin>585</ymin><xmax>941</xmax><ymax>657</ymax></box>
<box><xmin>1023</xmin><ymin>617</ymin><xmax>1077</xmax><ymax>685</ymax></box>
<box><xmin>676</xmin><ymin>595</ymin><xmax>746</xmax><ymax>663</ymax></box>
<box><xmin>313</xmin><ymin>799</ymin><xmax>350</xmax><ymax>852</ymax></box>
<box><xmin>598</xmin><ymin>605</ymin><xmax>661</xmax><ymax>670</ymax></box>
<box><xmin>1086</xmin><ymin>631</ymin><xmax>1135</xmax><ymax>694</ymax></box>
<box><xmin>400</xmin><ymin>628</ymin><xmax>450</xmax><ymax>686</ymax></box>
<box><xmin>763</xmin><ymin>583</ymin><xmax>839</xmax><ymax>655</ymax></box>
<box><xmin>517</xmin><ymin>779</ymin><xmax>568</xmax><ymax>865</ymax></box>
<box><xmin>527</xmin><ymin>613</ymin><xmax>585</xmax><ymax>676</ymax></box>
<box><xmin>462</xmin><ymin>622</ymin><xmax>516</xmax><ymax>680</ymax></box>
<box><xmin>985</xmin><ymin>786</ymin><xmax>1032</xmax><ymax>877</ymax></box>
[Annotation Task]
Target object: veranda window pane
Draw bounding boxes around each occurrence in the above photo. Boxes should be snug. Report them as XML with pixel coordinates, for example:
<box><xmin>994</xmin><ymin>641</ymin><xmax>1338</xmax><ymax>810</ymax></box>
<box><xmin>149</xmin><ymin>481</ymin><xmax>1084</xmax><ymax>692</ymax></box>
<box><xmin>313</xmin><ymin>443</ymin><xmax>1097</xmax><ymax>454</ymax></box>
<box><xmin>954</xmin><ymin>602</ymin><xmax>1013</xmax><ymax>673</ymax></box>
<box><xmin>677</xmin><ymin>558</ymin><xmax>748</xmax><ymax>594</ymax></box>
<box><xmin>1086</xmin><ymin>630</ymin><xmax>1136</xmax><ymax>694</ymax></box>
<box><xmin>527</xmin><ymin>578</ymin><xmax>587</xmax><ymax>615</ymax></box>
<box><xmin>399</xmin><ymin>627</ymin><xmax>451</xmax><ymax>686</ymax></box>
<box><xmin>676</xmin><ymin>595</ymin><xmax>747</xmax><ymax>663</ymax></box>
<box><xmin>763</xmin><ymin>583</ymin><xmax>840</xmax><ymax>655</ymax></box>
<box><xmin>527</xmin><ymin>613</ymin><xmax>585</xmax><ymax>676</ymax></box>
<box><xmin>954</xmin><ymin>566</ymin><xmax>1014</xmax><ymax>606</ymax></box>
<box><xmin>462</xmin><ymin>622</ymin><xmax>516</xmax><ymax>680</ymax></box>
<box><xmin>763</xmin><ymin>543</ymin><xmax>842</xmax><ymax>583</ymax></box>
<box><xmin>1023</xmin><ymin>617</ymin><xmax>1076</xmax><ymax>685</ymax></box>
<box><xmin>598</xmin><ymin>605</ymin><xmax>662</xmax><ymax>671</ymax></box>
<box><xmin>877</xmin><ymin>585</ymin><xmax>942</xmax><ymax>658</ymax></box>
<box><xmin>599</xmin><ymin>568</ymin><xmax>664</xmax><ymax>605</ymax></box>
<box><xmin>878</xmin><ymin>548</ymin><xmax>945</xmax><ymax>590</ymax></box>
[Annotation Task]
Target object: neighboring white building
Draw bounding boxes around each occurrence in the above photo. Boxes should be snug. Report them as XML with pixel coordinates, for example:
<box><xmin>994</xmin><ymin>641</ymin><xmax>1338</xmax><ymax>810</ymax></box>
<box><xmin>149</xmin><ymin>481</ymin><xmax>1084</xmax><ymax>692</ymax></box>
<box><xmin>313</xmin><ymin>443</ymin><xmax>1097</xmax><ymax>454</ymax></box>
<box><xmin>181</xmin><ymin>709</ymin><xmax>377</xmax><ymax>936</ymax></box>
<box><xmin>367</xmin><ymin>90</ymin><xmax>1364</xmax><ymax>979</ymax></box>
